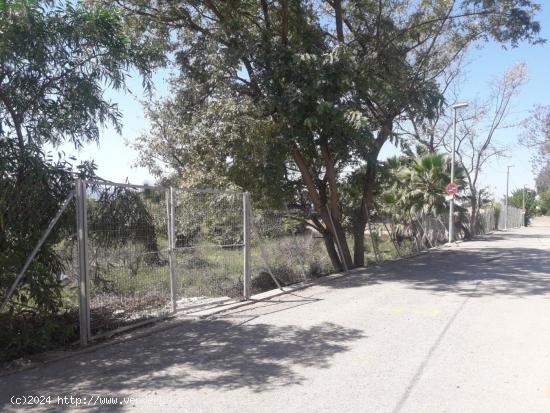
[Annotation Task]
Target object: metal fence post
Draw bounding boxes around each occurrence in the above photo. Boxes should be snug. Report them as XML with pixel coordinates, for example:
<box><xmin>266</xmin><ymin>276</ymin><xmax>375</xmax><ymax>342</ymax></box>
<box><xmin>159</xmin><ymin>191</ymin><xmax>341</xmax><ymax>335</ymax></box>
<box><xmin>243</xmin><ymin>192</ymin><xmax>252</xmax><ymax>299</ymax></box>
<box><xmin>166</xmin><ymin>187</ymin><xmax>177</xmax><ymax>313</ymax></box>
<box><xmin>76</xmin><ymin>180</ymin><xmax>91</xmax><ymax>346</ymax></box>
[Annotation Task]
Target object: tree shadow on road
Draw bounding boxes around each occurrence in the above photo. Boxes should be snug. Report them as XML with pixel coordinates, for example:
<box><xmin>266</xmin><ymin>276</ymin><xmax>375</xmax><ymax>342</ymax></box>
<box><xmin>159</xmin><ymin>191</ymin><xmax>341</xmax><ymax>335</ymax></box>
<box><xmin>325</xmin><ymin>247</ymin><xmax>550</xmax><ymax>298</ymax></box>
<box><xmin>0</xmin><ymin>317</ymin><xmax>364</xmax><ymax>410</ymax></box>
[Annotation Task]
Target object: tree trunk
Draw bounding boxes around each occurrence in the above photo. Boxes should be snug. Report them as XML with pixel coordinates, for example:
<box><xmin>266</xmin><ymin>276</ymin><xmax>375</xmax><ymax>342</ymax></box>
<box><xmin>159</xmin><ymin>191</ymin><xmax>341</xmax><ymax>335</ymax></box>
<box><xmin>326</xmin><ymin>205</ymin><xmax>353</xmax><ymax>269</ymax></box>
<box><xmin>352</xmin><ymin>207</ymin><xmax>367</xmax><ymax>266</ymax></box>
<box><xmin>332</xmin><ymin>0</ymin><xmax>344</xmax><ymax>43</ymax></box>
<box><xmin>291</xmin><ymin>146</ymin><xmax>351</xmax><ymax>271</ymax></box>
<box><xmin>0</xmin><ymin>92</ymin><xmax>25</xmax><ymax>150</ymax></box>
<box><xmin>322</xmin><ymin>229</ymin><xmax>344</xmax><ymax>272</ymax></box>
<box><xmin>354</xmin><ymin>152</ymin><xmax>379</xmax><ymax>266</ymax></box>
<box><xmin>319</xmin><ymin>140</ymin><xmax>353</xmax><ymax>269</ymax></box>
<box><xmin>469</xmin><ymin>194</ymin><xmax>478</xmax><ymax>237</ymax></box>
<box><xmin>309</xmin><ymin>216</ymin><xmax>343</xmax><ymax>270</ymax></box>
<box><xmin>354</xmin><ymin>121</ymin><xmax>392</xmax><ymax>266</ymax></box>
<box><xmin>353</xmin><ymin>191</ymin><xmax>375</xmax><ymax>267</ymax></box>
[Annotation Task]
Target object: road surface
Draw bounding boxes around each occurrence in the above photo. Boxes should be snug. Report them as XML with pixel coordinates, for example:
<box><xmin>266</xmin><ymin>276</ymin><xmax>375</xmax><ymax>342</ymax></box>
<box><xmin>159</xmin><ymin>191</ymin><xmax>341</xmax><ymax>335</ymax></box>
<box><xmin>2</xmin><ymin>219</ymin><xmax>550</xmax><ymax>412</ymax></box>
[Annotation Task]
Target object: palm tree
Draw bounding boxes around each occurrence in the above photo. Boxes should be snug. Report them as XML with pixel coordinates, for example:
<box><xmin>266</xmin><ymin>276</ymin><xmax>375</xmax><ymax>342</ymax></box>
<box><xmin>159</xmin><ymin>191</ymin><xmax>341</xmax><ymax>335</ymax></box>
<box><xmin>381</xmin><ymin>153</ymin><xmax>467</xmax><ymax>246</ymax></box>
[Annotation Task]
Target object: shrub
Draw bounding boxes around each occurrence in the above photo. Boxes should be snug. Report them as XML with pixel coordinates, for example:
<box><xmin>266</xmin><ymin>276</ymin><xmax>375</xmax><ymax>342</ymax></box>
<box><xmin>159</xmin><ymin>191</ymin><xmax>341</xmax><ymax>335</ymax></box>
<box><xmin>0</xmin><ymin>311</ymin><xmax>79</xmax><ymax>363</ymax></box>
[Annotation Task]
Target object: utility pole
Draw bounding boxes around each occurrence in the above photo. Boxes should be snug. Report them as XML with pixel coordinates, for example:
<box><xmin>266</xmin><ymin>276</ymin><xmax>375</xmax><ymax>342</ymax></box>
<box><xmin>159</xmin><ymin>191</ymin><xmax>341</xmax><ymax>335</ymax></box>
<box><xmin>448</xmin><ymin>102</ymin><xmax>468</xmax><ymax>243</ymax></box>
<box><xmin>505</xmin><ymin>165</ymin><xmax>514</xmax><ymax>230</ymax></box>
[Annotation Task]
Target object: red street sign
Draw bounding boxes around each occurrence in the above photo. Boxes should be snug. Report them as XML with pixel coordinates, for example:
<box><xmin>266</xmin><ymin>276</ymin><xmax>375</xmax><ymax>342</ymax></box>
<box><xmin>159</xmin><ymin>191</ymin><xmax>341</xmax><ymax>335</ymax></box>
<box><xmin>445</xmin><ymin>182</ymin><xmax>459</xmax><ymax>196</ymax></box>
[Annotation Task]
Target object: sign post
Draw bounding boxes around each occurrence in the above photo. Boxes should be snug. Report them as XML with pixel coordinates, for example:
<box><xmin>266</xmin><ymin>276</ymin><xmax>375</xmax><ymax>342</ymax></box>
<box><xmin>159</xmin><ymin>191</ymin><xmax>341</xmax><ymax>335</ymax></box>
<box><xmin>446</xmin><ymin>181</ymin><xmax>460</xmax><ymax>243</ymax></box>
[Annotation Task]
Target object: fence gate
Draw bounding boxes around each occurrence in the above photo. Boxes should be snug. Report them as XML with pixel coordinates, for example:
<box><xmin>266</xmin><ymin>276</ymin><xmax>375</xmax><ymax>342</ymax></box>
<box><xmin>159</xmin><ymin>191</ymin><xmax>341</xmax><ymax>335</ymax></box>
<box><xmin>171</xmin><ymin>189</ymin><xmax>249</xmax><ymax>307</ymax></box>
<box><xmin>76</xmin><ymin>180</ymin><xmax>250</xmax><ymax>345</ymax></box>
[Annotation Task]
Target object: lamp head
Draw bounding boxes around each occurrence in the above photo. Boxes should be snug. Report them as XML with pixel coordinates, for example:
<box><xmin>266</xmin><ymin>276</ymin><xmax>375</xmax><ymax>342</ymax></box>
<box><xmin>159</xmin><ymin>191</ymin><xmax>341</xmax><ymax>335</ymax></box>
<box><xmin>452</xmin><ymin>102</ymin><xmax>468</xmax><ymax>109</ymax></box>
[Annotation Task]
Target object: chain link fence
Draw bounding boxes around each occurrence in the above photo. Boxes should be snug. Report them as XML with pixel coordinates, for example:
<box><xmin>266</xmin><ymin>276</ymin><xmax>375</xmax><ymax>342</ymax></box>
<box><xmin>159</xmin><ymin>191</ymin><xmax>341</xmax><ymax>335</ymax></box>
<box><xmin>172</xmin><ymin>189</ymin><xmax>245</xmax><ymax>304</ymax></box>
<box><xmin>499</xmin><ymin>205</ymin><xmax>524</xmax><ymax>229</ymax></box>
<box><xmin>365</xmin><ymin>204</ymin><xmax>523</xmax><ymax>263</ymax></box>
<box><xmin>3</xmin><ymin>178</ymin><xmax>527</xmax><ymax>348</ymax></box>
<box><xmin>364</xmin><ymin>212</ymin><xmax>444</xmax><ymax>261</ymax></box>
<box><xmin>250</xmin><ymin>209</ymin><xmax>332</xmax><ymax>293</ymax></box>
<box><xmin>73</xmin><ymin>181</ymin><xmax>250</xmax><ymax>342</ymax></box>
<box><xmin>84</xmin><ymin>182</ymin><xmax>172</xmax><ymax>337</ymax></box>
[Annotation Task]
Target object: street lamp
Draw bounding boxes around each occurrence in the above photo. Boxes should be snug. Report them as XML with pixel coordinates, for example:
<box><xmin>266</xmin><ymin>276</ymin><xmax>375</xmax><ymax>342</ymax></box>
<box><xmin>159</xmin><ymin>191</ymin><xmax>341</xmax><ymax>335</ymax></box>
<box><xmin>448</xmin><ymin>102</ymin><xmax>468</xmax><ymax>243</ymax></box>
<box><xmin>505</xmin><ymin>165</ymin><xmax>514</xmax><ymax>229</ymax></box>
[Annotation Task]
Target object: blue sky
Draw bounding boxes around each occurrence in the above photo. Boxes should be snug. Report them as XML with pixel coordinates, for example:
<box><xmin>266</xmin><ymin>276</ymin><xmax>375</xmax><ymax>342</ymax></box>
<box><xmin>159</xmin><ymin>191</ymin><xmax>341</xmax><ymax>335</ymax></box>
<box><xmin>60</xmin><ymin>5</ymin><xmax>550</xmax><ymax>199</ymax></box>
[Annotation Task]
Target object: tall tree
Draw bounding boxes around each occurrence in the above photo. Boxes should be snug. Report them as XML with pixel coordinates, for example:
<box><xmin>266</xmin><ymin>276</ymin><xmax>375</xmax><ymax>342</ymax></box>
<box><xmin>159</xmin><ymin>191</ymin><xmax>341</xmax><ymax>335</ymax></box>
<box><xmin>383</xmin><ymin>153</ymin><xmax>466</xmax><ymax>217</ymax></box>
<box><xmin>523</xmin><ymin>105</ymin><xmax>550</xmax><ymax>172</ymax></box>
<box><xmin>535</xmin><ymin>161</ymin><xmax>550</xmax><ymax>193</ymax></box>
<box><xmin>537</xmin><ymin>188</ymin><xmax>550</xmax><ymax>215</ymax></box>
<box><xmin>0</xmin><ymin>0</ymin><xmax>162</xmax><ymax>150</ymax></box>
<box><xmin>381</xmin><ymin>152</ymin><xmax>467</xmax><ymax>246</ymax></box>
<box><xmin>507</xmin><ymin>187</ymin><xmax>536</xmax><ymax>224</ymax></box>
<box><xmin>126</xmin><ymin>0</ymin><xmax>542</xmax><ymax>269</ymax></box>
<box><xmin>444</xmin><ymin>62</ymin><xmax>527</xmax><ymax>235</ymax></box>
<box><xmin>0</xmin><ymin>0</ymin><xmax>162</xmax><ymax>313</ymax></box>
<box><xmin>396</xmin><ymin>54</ymin><xmax>466</xmax><ymax>154</ymax></box>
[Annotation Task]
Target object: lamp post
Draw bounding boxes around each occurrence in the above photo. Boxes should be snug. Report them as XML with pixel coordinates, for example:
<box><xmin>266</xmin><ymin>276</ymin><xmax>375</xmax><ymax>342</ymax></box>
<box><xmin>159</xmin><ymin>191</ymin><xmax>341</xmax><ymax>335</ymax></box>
<box><xmin>448</xmin><ymin>102</ymin><xmax>468</xmax><ymax>243</ymax></box>
<box><xmin>505</xmin><ymin>165</ymin><xmax>514</xmax><ymax>229</ymax></box>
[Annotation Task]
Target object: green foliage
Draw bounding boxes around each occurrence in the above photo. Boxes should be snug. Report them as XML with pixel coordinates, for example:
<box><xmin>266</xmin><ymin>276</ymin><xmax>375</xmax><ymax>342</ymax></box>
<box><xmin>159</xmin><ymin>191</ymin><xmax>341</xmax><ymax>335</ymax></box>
<box><xmin>88</xmin><ymin>187</ymin><xmax>161</xmax><ymax>252</ymax></box>
<box><xmin>535</xmin><ymin>160</ymin><xmax>550</xmax><ymax>193</ymax></box>
<box><xmin>382</xmin><ymin>153</ymin><xmax>466</xmax><ymax>217</ymax></box>
<box><xmin>0</xmin><ymin>0</ymin><xmax>163</xmax><ymax>147</ymax></box>
<box><xmin>172</xmin><ymin>191</ymin><xmax>245</xmax><ymax>247</ymax></box>
<box><xmin>507</xmin><ymin>187</ymin><xmax>536</xmax><ymax>224</ymax></box>
<box><xmin>85</xmin><ymin>185</ymin><xmax>166</xmax><ymax>290</ymax></box>
<box><xmin>0</xmin><ymin>139</ymin><xmax>95</xmax><ymax>313</ymax></box>
<box><xmin>253</xmin><ymin>211</ymin><xmax>306</xmax><ymax>239</ymax></box>
<box><xmin>538</xmin><ymin>190</ymin><xmax>550</xmax><ymax>215</ymax></box>
<box><xmin>128</xmin><ymin>0</ymin><xmax>542</xmax><ymax>268</ymax></box>
<box><xmin>0</xmin><ymin>310</ymin><xmax>79</xmax><ymax>362</ymax></box>
<box><xmin>0</xmin><ymin>0</ymin><xmax>161</xmax><ymax>314</ymax></box>
<box><xmin>0</xmin><ymin>0</ymin><xmax>162</xmax><ymax>359</ymax></box>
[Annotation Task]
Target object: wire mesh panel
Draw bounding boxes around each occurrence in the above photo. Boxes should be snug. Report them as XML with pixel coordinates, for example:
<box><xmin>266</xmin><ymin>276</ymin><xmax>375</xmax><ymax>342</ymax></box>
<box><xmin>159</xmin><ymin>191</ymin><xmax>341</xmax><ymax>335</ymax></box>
<box><xmin>371</xmin><ymin>212</ymin><xmax>440</xmax><ymax>259</ymax></box>
<box><xmin>508</xmin><ymin>205</ymin><xmax>524</xmax><ymax>228</ymax></box>
<box><xmin>364</xmin><ymin>221</ymin><xmax>404</xmax><ymax>261</ymax></box>
<box><xmin>172</xmin><ymin>190</ymin><xmax>245</xmax><ymax>304</ymax></box>
<box><xmin>477</xmin><ymin>209</ymin><xmax>496</xmax><ymax>234</ymax></box>
<box><xmin>498</xmin><ymin>206</ymin><xmax>506</xmax><ymax>229</ymax></box>
<box><xmin>85</xmin><ymin>182</ymin><xmax>171</xmax><ymax>336</ymax></box>
<box><xmin>498</xmin><ymin>204</ymin><xmax>524</xmax><ymax>229</ymax></box>
<box><xmin>413</xmin><ymin>213</ymin><xmax>448</xmax><ymax>248</ymax></box>
<box><xmin>250</xmin><ymin>209</ymin><xmax>332</xmax><ymax>294</ymax></box>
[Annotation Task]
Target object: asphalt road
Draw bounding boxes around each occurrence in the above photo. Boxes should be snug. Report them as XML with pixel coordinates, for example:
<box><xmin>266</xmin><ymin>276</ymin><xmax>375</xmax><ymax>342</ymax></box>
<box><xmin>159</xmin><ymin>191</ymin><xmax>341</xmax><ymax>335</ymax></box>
<box><xmin>2</xmin><ymin>219</ymin><xmax>550</xmax><ymax>412</ymax></box>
